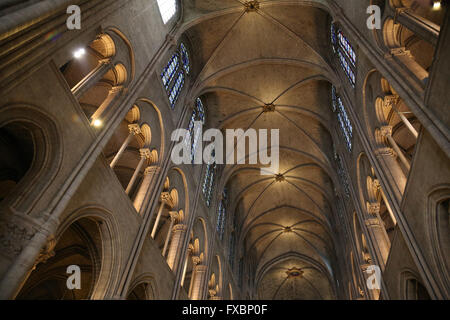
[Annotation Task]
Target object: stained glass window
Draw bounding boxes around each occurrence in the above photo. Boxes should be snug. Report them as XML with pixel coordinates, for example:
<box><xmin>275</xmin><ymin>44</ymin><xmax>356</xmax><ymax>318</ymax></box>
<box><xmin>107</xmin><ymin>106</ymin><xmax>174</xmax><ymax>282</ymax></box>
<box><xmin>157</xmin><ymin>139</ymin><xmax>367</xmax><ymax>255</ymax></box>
<box><xmin>157</xmin><ymin>0</ymin><xmax>177</xmax><ymax>24</ymax></box>
<box><xmin>332</xmin><ymin>86</ymin><xmax>353</xmax><ymax>151</ymax></box>
<box><xmin>162</xmin><ymin>43</ymin><xmax>191</xmax><ymax>109</ymax></box>
<box><xmin>161</xmin><ymin>53</ymin><xmax>179</xmax><ymax>90</ymax></box>
<box><xmin>168</xmin><ymin>71</ymin><xmax>184</xmax><ymax>108</ymax></box>
<box><xmin>216</xmin><ymin>188</ymin><xmax>228</xmax><ymax>239</ymax></box>
<box><xmin>186</xmin><ymin>97</ymin><xmax>206</xmax><ymax>162</ymax></box>
<box><xmin>338</xmin><ymin>30</ymin><xmax>356</xmax><ymax>66</ymax></box>
<box><xmin>202</xmin><ymin>149</ymin><xmax>216</xmax><ymax>207</ymax></box>
<box><xmin>331</xmin><ymin>23</ymin><xmax>356</xmax><ymax>87</ymax></box>
<box><xmin>180</xmin><ymin>42</ymin><xmax>190</xmax><ymax>74</ymax></box>
<box><xmin>331</xmin><ymin>23</ymin><xmax>337</xmax><ymax>53</ymax></box>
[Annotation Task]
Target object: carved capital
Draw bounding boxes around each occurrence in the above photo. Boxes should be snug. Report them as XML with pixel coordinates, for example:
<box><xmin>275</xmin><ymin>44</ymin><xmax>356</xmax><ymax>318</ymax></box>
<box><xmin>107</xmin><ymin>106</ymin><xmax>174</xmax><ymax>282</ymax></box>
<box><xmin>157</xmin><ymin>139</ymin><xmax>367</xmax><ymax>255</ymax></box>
<box><xmin>367</xmin><ymin>202</ymin><xmax>381</xmax><ymax>216</ymax></box>
<box><xmin>139</xmin><ymin>148</ymin><xmax>152</xmax><ymax>159</ymax></box>
<box><xmin>209</xmin><ymin>289</ymin><xmax>217</xmax><ymax>297</ymax></box>
<box><xmin>128</xmin><ymin>123</ymin><xmax>141</xmax><ymax>135</ymax></box>
<box><xmin>383</xmin><ymin>95</ymin><xmax>400</xmax><ymax>109</ymax></box>
<box><xmin>160</xmin><ymin>191</ymin><xmax>175</xmax><ymax>208</ymax></box>
<box><xmin>389</xmin><ymin>47</ymin><xmax>412</xmax><ymax>57</ymax></box>
<box><xmin>187</xmin><ymin>243</ymin><xmax>195</xmax><ymax>255</ymax></box>
<box><xmin>173</xmin><ymin>224</ymin><xmax>187</xmax><ymax>233</ymax></box>
<box><xmin>110</xmin><ymin>85</ymin><xmax>123</xmax><ymax>93</ymax></box>
<box><xmin>365</xmin><ymin>218</ymin><xmax>381</xmax><ymax>227</ymax></box>
<box><xmin>144</xmin><ymin>165</ymin><xmax>160</xmax><ymax>175</ymax></box>
<box><xmin>379</xmin><ymin>126</ymin><xmax>393</xmax><ymax>137</ymax></box>
<box><xmin>375</xmin><ymin>147</ymin><xmax>397</xmax><ymax>158</ymax></box>
<box><xmin>33</xmin><ymin>236</ymin><xmax>57</xmax><ymax>269</ymax></box>
<box><xmin>192</xmin><ymin>255</ymin><xmax>202</xmax><ymax>266</ymax></box>
<box><xmin>169</xmin><ymin>211</ymin><xmax>180</xmax><ymax>223</ymax></box>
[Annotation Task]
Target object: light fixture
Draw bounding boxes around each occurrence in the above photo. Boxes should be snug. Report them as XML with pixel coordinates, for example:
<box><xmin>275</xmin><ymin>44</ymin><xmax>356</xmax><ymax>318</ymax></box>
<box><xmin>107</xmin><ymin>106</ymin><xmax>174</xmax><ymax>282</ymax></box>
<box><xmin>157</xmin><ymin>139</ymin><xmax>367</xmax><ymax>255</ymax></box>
<box><xmin>433</xmin><ymin>0</ymin><xmax>442</xmax><ymax>10</ymax></box>
<box><xmin>92</xmin><ymin>119</ymin><xmax>102</xmax><ymax>127</ymax></box>
<box><xmin>73</xmin><ymin>48</ymin><xmax>86</xmax><ymax>59</ymax></box>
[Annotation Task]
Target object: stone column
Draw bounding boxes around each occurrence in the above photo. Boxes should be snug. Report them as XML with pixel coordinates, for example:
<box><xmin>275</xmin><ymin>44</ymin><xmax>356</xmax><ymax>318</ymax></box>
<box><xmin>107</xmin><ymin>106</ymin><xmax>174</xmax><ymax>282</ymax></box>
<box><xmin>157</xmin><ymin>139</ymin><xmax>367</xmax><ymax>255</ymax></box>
<box><xmin>396</xmin><ymin>8</ymin><xmax>439</xmax><ymax>46</ymax></box>
<box><xmin>151</xmin><ymin>192</ymin><xmax>174</xmax><ymax>239</ymax></box>
<box><xmin>110</xmin><ymin>124</ymin><xmax>141</xmax><ymax>169</ymax></box>
<box><xmin>383</xmin><ymin>95</ymin><xmax>418</xmax><ymax>138</ymax></box>
<box><xmin>166</xmin><ymin>224</ymin><xmax>187</xmax><ymax>271</ymax></box>
<box><xmin>373</xmin><ymin>179</ymin><xmax>397</xmax><ymax>225</ymax></box>
<box><xmin>190</xmin><ymin>262</ymin><xmax>207</xmax><ymax>300</ymax></box>
<box><xmin>162</xmin><ymin>211</ymin><xmax>179</xmax><ymax>258</ymax></box>
<box><xmin>385</xmin><ymin>47</ymin><xmax>428</xmax><ymax>83</ymax></box>
<box><xmin>72</xmin><ymin>58</ymin><xmax>112</xmax><ymax>98</ymax></box>
<box><xmin>380</xmin><ymin>126</ymin><xmax>411</xmax><ymax>171</ymax></box>
<box><xmin>90</xmin><ymin>85</ymin><xmax>123</xmax><ymax>124</ymax></box>
<box><xmin>365</xmin><ymin>203</ymin><xmax>391</xmax><ymax>266</ymax></box>
<box><xmin>125</xmin><ymin>148</ymin><xmax>151</xmax><ymax>195</ymax></box>
<box><xmin>180</xmin><ymin>244</ymin><xmax>194</xmax><ymax>288</ymax></box>
<box><xmin>133</xmin><ymin>165</ymin><xmax>160</xmax><ymax>212</ymax></box>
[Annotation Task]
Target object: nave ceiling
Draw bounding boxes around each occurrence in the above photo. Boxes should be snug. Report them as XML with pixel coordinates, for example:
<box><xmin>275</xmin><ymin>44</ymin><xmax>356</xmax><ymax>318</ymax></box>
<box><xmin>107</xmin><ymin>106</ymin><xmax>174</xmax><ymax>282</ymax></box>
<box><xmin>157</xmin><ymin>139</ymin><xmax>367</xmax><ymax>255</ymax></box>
<box><xmin>180</xmin><ymin>0</ymin><xmax>341</xmax><ymax>299</ymax></box>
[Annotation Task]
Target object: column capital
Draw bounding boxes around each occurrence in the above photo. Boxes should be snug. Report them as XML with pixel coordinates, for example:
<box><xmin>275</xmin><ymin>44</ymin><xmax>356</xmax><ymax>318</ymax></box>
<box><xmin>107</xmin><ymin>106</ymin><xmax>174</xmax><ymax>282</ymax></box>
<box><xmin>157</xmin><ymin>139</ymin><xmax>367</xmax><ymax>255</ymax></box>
<box><xmin>383</xmin><ymin>95</ymin><xmax>400</xmax><ymax>109</ymax></box>
<box><xmin>194</xmin><ymin>264</ymin><xmax>208</xmax><ymax>273</ymax></box>
<box><xmin>160</xmin><ymin>191</ymin><xmax>175</xmax><ymax>208</ymax></box>
<box><xmin>33</xmin><ymin>236</ymin><xmax>57</xmax><ymax>270</ymax></box>
<box><xmin>192</xmin><ymin>255</ymin><xmax>202</xmax><ymax>266</ymax></box>
<box><xmin>367</xmin><ymin>202</ymin><xmax>381</xmax><ymax>216</ymax></box>
<box><xmin>187</xmin><ymin>243</ymin><xmax>195</xmax><ymax>255</ymax></box>
<box><xmin>144</xmin><ymin>165</ymin><xmax>160</xmax><ymax>175</ymax></box>
<box><xmin>379</xmin><ymin>126</ymin><xmax>393</xmax><ymax>137</ymax></box>
<box><xmin>365</xmin><ymin>218</ymin><xmax>382</xmax><ymax>227</ymax></box>
<box><xmin>386</xmin><ymin>47</ymin><xmax>412</xmax><ymax>58</ymax></box>
<box><xmin>139</xmin><ymin>148</ymin><xmax>152</xmax><ymax>159</ymax></box>
<box><xmin>98</xmin><ymin>58</ymin><xmax>112</xmax><ymax>65</ymax></box>
<box><xmin>110</xmin><ymin>85</ymin><xmax>123</xmax><ymax>93</ymax></box>
<box><xmin>173</xmin><ymin>223</ymin><xmax>187</xmax><ymax>233</ymax></box>
<box><xmin>375</xmin><ymin>147</ymin><xmax>398</xmax><ymax>158</ymax></box>
<box><xmin>128</xmin><ymin>123</ymin><xmax>141</xmax><ymax>135</ymax></box>
<box><xmin>208</xmin><ymin>289</ymin><xmax>217</xmax><ymax>298</ymax></box>
<box><xmin>169</xmin><ymin>211</ymin><xmax>180</xmax><ymax>223</ymax></box>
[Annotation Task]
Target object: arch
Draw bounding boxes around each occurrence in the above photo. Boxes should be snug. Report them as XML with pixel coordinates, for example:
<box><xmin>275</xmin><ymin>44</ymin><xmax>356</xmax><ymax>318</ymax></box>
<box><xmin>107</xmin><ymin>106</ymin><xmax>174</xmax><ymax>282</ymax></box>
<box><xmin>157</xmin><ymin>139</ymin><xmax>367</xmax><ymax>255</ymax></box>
<box><xmin>126</xmin><ymin>273</ymin><xmax>158</xmax><ymax>300</ymax></box>
<box><xmin>400</xmin><ymin>270</ymin><xmax>431</xmax><ymax>300</ymax></box>
<box><xmin>0</xmin><ymin>104</ymin><xmax>62</xmax><ymax>215</ymax></box>
<box><xmin>17</xmin><ymin>205</ymin><xmax>120</xmax><ymax>299</ymax></box>
<box><xmin>426</xmin><ymin>185</ymin><xmax>450</xmax><ymax>295</ymax></box>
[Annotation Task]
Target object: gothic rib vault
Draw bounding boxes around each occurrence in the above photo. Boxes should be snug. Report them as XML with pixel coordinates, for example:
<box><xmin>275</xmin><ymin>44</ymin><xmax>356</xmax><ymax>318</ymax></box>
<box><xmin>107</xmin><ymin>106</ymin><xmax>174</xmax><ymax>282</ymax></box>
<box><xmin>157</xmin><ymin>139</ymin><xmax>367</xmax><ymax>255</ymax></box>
<box><xmin>183</xmin><ymin>0</ymin><xmax>339</xmax><ymax>299</ymax></box>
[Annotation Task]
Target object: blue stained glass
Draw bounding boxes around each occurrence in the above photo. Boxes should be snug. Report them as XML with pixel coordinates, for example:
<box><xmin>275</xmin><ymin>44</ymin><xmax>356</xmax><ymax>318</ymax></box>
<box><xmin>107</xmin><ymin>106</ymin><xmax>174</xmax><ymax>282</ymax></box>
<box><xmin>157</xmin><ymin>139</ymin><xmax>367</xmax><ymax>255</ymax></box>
<box><xmin>338</xmin><ymin>30</ymin><xmax>356</xmax><ymax>66</ymax></box>
<box><xmin>168</xmin><ymin>70</ymin><xmax>184</xmax><ymax>108</ymax></box>
<box><xmin>196</xmin><ymin>98</ymin><xmax>205</xmax><ymax>123</ymax></box>
<box><xmin>161</xmin><ymin>53</ymin><xmax>180</xmax><ymax>90</ymax></box>
<box><xmin>331</xmin><ymin>23</ymin><xmax>337</xmax><ymax>52</ymax></box>
<box><xmin>332</xmin><ymin>24</ymin><xmax>356</xmax><ymax>87</ymax></box>
<box><xmin>188</xmin><ymin>98</ymin><xmax>207</xmax><ymax>162</ymax></box>
<box><xmin>338</xmin><ymin>49</ymin><xmax>355</xmax><ymax>87</ymax></box>
<box><xmin>180</xmin><ymin>42</ymin><xmax>190</xmax><ymax>74</ymax></box>
<box><xmin>331</xmin><ymin>86</ymin><xmax>353</xmax><ymax>151</ymax></box>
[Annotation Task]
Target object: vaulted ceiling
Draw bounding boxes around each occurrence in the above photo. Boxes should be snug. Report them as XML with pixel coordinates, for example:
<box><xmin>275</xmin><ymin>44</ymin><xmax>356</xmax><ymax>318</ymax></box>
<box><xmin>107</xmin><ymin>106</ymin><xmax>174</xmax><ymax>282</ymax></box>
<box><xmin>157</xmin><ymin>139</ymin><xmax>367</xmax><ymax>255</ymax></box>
<box><xmin>181</xmin><ymin>0</ymin><xmax>341</xmax><ymax>299</ymax></box>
